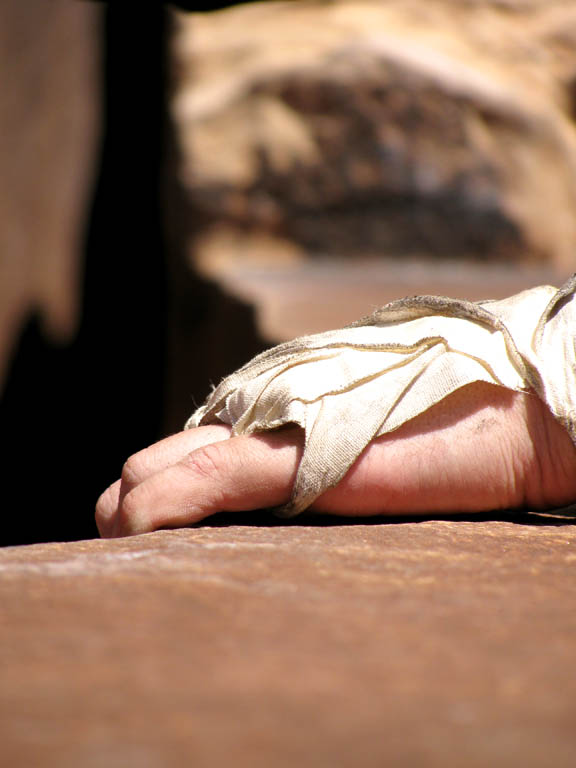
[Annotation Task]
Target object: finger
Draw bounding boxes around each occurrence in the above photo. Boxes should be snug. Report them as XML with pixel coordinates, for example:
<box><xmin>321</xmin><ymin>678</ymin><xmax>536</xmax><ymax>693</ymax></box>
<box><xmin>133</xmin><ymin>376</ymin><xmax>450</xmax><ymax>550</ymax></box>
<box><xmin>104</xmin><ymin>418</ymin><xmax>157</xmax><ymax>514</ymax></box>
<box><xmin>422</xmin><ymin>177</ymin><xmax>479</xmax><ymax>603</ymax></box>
<box><xmin>95</xmin><ymin>425</ymin><xmax>232</xmax><ymax>537</ymax></box>
<box><xmin>117</xmin><ymin>425</ymin><xmax>232</xmax><ymax>501</ymax></box>
<box><xmin>95</xmin><ymin>479</ymin><xmax>122</xmax><ymax>537</ymax></box>
<box><xmin>110</xmin><ymin>427</ymin><xmax>304</xmax><ymax>537</ymax></box>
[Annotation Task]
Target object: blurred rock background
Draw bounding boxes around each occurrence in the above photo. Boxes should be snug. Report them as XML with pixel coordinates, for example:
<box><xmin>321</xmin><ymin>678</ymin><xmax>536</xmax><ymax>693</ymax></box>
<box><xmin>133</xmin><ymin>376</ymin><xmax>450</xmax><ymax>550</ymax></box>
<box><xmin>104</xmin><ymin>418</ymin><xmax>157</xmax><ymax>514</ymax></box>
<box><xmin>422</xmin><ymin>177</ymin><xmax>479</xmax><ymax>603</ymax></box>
<box><xmin>0</xmin><ymin>2</ymin><xmax>99</xmax><ymax>400</ymax></box>
<box><xmin>1</xmin><ymin>0</ymin><xmax>576</xmax><ymax>544</ymax></box>
<box><xmin>174</xmin><ymin>0</ymin><xmax>576</xmax><ymax>276</ymax></box>
<box><xmin>0</xmin><ymin>1</ymin><xmax>264</xmax><ymax>546</ymax></box>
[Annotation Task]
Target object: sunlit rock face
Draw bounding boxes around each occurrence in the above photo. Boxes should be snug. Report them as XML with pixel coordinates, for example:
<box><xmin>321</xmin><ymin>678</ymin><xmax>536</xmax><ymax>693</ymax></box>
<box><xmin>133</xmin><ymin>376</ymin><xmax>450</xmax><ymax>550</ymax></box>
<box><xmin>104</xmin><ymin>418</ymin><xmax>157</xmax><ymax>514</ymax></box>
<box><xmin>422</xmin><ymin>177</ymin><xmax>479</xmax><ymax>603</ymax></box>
<box><xmin>172</xmin><ymin>0</ymin><xmax>576</xmax><ymax>273</ymax></box>
<box><xmin>2</xmin><ymin>519</ymin><xmax>576</xmax><ymax>766</ymax></box>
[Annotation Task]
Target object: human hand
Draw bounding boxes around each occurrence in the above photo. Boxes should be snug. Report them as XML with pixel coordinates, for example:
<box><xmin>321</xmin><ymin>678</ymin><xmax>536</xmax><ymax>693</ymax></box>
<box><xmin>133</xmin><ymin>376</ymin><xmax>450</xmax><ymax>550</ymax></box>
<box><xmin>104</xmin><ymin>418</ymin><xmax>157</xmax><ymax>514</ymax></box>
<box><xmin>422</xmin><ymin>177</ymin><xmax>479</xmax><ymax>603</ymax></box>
<box><xmin>96</xmin><ymin>383</ymin><xmax>576</xmax><ymax>537</ymax></box>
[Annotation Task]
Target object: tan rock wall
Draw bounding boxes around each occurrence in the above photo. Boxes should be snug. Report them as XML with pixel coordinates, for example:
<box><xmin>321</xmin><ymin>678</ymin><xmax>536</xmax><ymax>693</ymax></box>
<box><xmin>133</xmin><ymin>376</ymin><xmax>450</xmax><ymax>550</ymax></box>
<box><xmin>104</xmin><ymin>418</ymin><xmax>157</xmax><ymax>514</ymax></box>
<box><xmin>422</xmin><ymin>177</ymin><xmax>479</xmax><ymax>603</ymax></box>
<box><xmin>173</xmin><ymin>0</ymin><xmax>576</xmax><ymax>273</ymax></box>
<box><xmin>0</xmin><ymin>1</ymin><xmax>99</xmax><ymax>387</ymax></box>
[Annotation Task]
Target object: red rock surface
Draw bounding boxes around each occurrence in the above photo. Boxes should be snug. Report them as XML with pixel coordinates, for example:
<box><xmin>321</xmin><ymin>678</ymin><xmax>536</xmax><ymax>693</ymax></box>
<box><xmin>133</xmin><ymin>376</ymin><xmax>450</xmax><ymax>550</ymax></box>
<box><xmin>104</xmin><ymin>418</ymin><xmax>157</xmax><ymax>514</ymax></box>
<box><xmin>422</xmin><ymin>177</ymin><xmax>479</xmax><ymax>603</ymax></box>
<box><xmin>2</xmin><ymin>515</ymin><xmax>575</xmax><ymax>767</ymax></box>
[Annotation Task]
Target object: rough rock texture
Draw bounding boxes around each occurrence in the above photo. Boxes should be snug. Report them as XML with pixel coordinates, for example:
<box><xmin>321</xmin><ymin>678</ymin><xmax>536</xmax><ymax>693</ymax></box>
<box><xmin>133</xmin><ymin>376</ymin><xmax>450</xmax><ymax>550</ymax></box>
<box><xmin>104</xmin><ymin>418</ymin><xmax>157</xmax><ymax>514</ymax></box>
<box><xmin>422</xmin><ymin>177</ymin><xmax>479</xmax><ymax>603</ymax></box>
<box><xmin>2</xmin><ymin>515</ymin><xmax>575</xmax><ymax>767</ymax></box>
<box><xmin>173</xmin><ymin>0</ymin><xmax>576</xmax><ymax>274</ymax></box>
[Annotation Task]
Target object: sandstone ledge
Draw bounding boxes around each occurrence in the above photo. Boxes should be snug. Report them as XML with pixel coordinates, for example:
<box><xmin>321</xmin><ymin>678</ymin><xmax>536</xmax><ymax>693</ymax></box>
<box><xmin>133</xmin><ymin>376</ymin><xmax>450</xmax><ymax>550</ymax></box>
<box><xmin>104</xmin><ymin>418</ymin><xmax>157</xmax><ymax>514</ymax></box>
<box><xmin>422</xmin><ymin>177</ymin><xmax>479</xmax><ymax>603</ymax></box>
<box><xmin>1</xmin><ymin>514</ymin><xmax>575</xmax><ymax>767</ymax></box>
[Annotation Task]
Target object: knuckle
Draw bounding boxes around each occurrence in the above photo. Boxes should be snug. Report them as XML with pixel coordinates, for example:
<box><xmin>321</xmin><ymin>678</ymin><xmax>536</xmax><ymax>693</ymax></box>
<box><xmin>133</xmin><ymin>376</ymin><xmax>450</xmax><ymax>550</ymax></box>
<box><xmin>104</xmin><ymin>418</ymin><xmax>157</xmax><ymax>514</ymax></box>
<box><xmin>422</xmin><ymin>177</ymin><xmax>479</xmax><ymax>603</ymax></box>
<box><xmin>180</xmin><ymin>442</ymin><xmax>232</xmax><ymax>513</ymax></box>
<box><xmin>121</xmin><ymin>454</ymin><xmax>145</xmax><ymax>488</ymax></box>
<box><xmin>182</xmin><ymin>441</ymin><xmax>229</xmax><ymax>482</ymax></box>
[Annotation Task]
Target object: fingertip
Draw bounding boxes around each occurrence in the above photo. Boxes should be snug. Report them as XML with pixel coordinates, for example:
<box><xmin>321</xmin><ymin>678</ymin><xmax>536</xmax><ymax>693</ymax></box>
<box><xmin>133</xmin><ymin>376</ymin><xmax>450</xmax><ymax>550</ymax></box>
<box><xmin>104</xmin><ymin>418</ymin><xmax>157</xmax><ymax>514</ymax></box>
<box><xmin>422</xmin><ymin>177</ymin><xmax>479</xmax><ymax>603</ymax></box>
<box><xmin>95</xmin><ymin>480</ymin><xmax>121</xmax><ymax>538</ymax></box>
